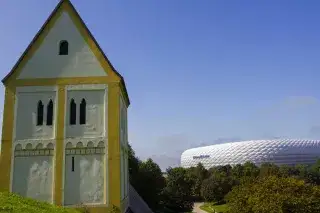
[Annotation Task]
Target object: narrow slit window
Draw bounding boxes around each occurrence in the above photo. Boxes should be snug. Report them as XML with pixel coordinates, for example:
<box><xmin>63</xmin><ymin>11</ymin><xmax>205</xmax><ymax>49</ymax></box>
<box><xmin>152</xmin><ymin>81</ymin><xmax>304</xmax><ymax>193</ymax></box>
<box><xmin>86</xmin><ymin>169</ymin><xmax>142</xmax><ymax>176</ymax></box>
<box><xmin>37</xmin><ymin>101</ymin><xmax>44</xmax><ymax>126</ymax></box>
<box><xmin>71</xmin><ymin>156</ymin><xmax>75</xmax><ymax>172</ymax></box>
<box><xmin>46</xmin><ymin>100</ymin><xmax>54</xmax><ymax>126</ymax></box>
<box><xmin>59</xmin><ymin>40</ymin><xmax>69</xmax><ymax>55</ymax></box>
<box><xmin>70</xmin><ymin>99</ymin><xmax>76</xmax><ymax>125</ymax></box>
<box><xmin>79</xmin><ymin>98</ymin><xmax>86</xmax><ymax>125</ymax></box>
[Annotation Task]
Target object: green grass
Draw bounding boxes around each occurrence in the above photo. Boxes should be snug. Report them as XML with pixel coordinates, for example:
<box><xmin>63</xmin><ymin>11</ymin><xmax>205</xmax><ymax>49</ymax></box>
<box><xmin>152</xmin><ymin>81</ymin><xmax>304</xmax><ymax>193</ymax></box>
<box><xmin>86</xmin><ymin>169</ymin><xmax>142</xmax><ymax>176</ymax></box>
<box><xmin>200</xmin><ymin>202</ymin><xmax>229</xmax><ymax>213</ymax></box>
<box><xmin>0</xmin><ymin>192</ymin><xmax>81</xmax><ymax>213</ymax></box>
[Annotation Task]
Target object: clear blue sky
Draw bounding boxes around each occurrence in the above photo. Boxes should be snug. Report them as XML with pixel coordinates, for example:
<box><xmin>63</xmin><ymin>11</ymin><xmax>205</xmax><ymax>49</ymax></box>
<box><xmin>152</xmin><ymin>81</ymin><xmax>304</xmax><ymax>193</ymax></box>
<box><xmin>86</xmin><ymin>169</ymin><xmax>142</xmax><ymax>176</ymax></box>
<box><xmin>1</xmin><ymin>0</ymin><xmax>320</xmax><ymax>169</ymax></box>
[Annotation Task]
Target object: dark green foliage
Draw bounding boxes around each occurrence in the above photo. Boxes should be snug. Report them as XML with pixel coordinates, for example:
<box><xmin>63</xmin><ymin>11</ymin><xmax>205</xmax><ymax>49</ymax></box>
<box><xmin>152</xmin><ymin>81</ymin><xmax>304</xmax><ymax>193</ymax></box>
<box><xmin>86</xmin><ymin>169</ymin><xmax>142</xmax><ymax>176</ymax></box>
<box><xmin>201</xmin><ymin>170</ymin><xmax>236</xmax><ymax>204</ymax></box>
<box><xmin>136</xmin><ymin>158</ymin><xmax>166</xmax><ymax>211</ymax></box>
<box><xmin>279</xmin><ymin>164</ymin><xmax>296</xmax><ymax>177</ymax></box>
<box><xmin>160</xmin><ymin>167</ymin><xmax>194</xmax><ymax>213</ymax></box>
<box><xmin>129</xmin><ymin>144</ymin><xmax>193</xmax><ymax>213</ymax></box>
<box><xmin>242</xmin><ymin>161</ymin><xmax>260</xmax><ymax>177</ymax></box>
<box><xmin>311</xmin><ymin>159</ymin><xmax>320</xmax><ymax>173</ymax></box>
<box><xmin>259</xmin><ymin>162</ymin><xmax>280</xmax><ymax>177</ymax></box>
<box><xmin>128</xmin><ymin>144</ymin><xmax>141</xmax><ymax>186</ymax></box>
<box><xmin>187</xmin><ymin>163</ymin><xmax>209</xmax><ymax>201</ymax></box>
<box><xmin>231</xmin><ymin>164</ymin><xmax>244</xmax><ymax>179</ymax></box>
<box><xmin>128</xmin><ymin>141</ymin><xmax>320</xmax><ymax>212</ymax></box>
<box><xmin>128</xmin><ymin>144</ymin><xmax>166</xmax><ymax>212</ymax></box>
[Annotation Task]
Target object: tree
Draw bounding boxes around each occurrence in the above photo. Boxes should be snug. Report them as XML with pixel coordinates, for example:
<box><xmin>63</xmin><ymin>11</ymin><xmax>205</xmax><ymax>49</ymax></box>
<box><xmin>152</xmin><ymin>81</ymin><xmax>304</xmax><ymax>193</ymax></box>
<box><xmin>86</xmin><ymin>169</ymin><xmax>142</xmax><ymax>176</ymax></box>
<box><xmin>226</xmin><ymin>176</ymin><xmax>320</xmax><ymax>213</ymax></box>
<box><xmin>161</xmin><ymin>167</ymin><xmax>194</xmax><ymax>213</ymax></box>
<box><xmin>242</xmin><ymin>161</ymin><xmax>259</xmax><ymax>177</ymax></box>
<box><xmin>136</xmin><ymin>159</ymin><xmax>166</xmax><ymax>211</ymax></box>
<box><xmin>187</xmin><ymin>163</ymin><xmax>208</xmax><ymax>200</ymax></box>
<box><xmin>310</xmin><ymin>159</ymin><xmax>320</xmax><ymax>185</ymax></box>
<box><xmin>259</xmin><ymin>162</ymin><xmax>280</xmax><ymax>177</ymax></box>
<box><xmin>127</xmin><ymin>144</ymin><xmax>166</xmax><ymax>212</ymax></box>
<box><xmin>201</xmin><ymin>173</ymin><xmax>235</xmax><ymax>204</ymax></box>
<box><xmin>128</xmin><ymin>144</ymin><xmax>166</xmax><ymax>212</ymax></box>
<box><xmin>311</xmin><ymin>159</ymin><xmax>320</xmax><ymax>173</ymax></box>
<box><xmin>128</xmin><ymin>143</ymin><xmax>141</xmax><ymax>186</ymax></box>
<box><xmin>279</xmin><ymin>164</ymin><xmax>296</xmax><ymax>177</ymax></box>
<box><xmin>208</xmin><ymin>165</ymin><xmax>232</xmax><ymax>177</ymax></box>
<box><xmin>231</xmin><ymin>164</ymin><xmax>244</xmax><ymax>179</ymax></box>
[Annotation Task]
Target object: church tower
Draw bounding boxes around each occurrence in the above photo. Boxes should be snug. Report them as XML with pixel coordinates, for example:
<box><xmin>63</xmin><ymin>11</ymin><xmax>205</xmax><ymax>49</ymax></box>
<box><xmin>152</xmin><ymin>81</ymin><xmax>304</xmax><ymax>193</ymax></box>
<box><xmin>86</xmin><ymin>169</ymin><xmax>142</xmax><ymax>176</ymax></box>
<box><xmin>0</xmin><ymin>0</ymin><xmax>130</xmax><ymax>212</ymax></box>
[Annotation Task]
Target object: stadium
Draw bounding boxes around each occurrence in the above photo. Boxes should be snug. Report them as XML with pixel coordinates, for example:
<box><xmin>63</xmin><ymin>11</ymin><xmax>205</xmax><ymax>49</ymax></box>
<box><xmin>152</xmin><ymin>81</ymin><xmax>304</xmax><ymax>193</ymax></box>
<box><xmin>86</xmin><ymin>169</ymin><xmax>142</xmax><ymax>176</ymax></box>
<box><xmin>181</xmin><ymin>139</ymin><xmax>320</xmax><ymax>169</ymax></box>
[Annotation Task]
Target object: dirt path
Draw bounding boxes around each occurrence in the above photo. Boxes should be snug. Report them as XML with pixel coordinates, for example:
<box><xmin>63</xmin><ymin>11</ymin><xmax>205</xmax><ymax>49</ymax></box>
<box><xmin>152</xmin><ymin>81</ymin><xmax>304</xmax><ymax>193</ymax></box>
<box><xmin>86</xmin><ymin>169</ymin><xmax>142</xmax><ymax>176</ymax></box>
<box><xmin>192</xmin><ymin>202</ymin><xmax>208</xmax><ymax>213</ymax></box>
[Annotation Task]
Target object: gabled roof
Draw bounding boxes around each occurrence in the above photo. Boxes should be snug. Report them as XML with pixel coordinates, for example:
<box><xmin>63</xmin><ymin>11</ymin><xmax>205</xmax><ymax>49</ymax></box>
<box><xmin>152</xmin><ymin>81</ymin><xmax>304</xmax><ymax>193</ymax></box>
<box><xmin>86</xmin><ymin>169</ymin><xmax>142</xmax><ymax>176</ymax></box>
<box><xmin>2</xmin><ymin>0</ymin><xmax>130</xmax><ymax>106</ymax></box>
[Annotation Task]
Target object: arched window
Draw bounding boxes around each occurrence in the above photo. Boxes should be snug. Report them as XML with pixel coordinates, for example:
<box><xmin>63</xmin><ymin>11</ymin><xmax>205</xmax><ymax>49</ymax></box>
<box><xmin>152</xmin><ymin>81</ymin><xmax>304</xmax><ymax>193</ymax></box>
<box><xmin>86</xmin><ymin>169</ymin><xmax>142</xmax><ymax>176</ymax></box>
<box><xmin>46</xmin><ymin>100</ymin><xmax>54</xmax><ymax>126</ymax></box>
<box><xmin>59</xmin><ymin>40</ymin><xmax>69</xmax><ymax>55</ymax></box>
<box><xmin>37</xmin><ymin>101</ymin><xmax>44</xmax><ymax>126</ymax></box>
<box><xmin>79</xmin><ymin>99</ymin><xmax>86</xmax><ymax>125</ymax></box>
<box><xmin>70</xmin><ymin>99</ymin><xmax>76</xmax><ymax>125</ymax></box>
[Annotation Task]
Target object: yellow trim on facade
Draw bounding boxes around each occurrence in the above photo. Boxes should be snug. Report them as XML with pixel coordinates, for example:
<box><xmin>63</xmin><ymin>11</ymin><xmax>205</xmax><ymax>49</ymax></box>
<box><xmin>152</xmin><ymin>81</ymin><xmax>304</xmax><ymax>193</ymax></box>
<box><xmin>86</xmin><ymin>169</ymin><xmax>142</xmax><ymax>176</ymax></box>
<box><xmin>0</xmin><ymin>0</ymin><xmax>127</xmax><ymax>211</ymax></box>
<box><xmin>54</xmin><ymin>85</ymin><xmax>66</xmax><ymax>205</ymax></box>
<box><xmin>4</xmin><ymin>9</ymin><xmax>63</xmax><ymax>86</ymax></box>
<box><xmin>0</xmin><ymin>87</ymin><xmax>16</xmax><ymax>191</ymax></box>
<box><xmin>11</xmin><ymin>77</ymin><xmax>118</xmax><ymax>87</ymax></box>
<box><xmin>108</xmin><ymin>83</ymin><xmax>121</xmax><ymax>207</ymax></box>
<box><xmin>120</xmin><ymin>84</ymin><xmax>130</xmax><ymax>108</ymax></box>
<box><xmin>3</xmin><ymin>0</ymin><xmax>124</xmax><ymax>96</ymax></box>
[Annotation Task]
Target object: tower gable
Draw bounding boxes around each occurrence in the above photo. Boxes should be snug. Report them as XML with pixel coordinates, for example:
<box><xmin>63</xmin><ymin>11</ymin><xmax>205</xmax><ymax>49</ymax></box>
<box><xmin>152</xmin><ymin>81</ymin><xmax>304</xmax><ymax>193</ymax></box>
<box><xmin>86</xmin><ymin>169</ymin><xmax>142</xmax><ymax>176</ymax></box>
<box><xmin>18</xmin><ymin>11</ymin><xmax>107</xmax><ymax>79</ymax></box>
<box><xmin>2</xmin><ymin>0</ymin><xmax>130</xmax><ymax>106</ymax></box>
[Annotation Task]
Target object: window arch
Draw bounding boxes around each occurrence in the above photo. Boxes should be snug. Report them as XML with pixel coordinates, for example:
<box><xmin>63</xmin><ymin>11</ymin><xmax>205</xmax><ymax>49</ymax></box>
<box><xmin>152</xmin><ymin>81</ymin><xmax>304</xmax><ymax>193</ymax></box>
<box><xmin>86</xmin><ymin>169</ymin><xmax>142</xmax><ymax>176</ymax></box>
<box><xmin>46</xmin><ymin>100</ymin><xmax>54</xmax><ymax>126</ymax></box>
<box><xmin>59</xmin><ymin>40</ymin><xmax>69</xmax><ymax>55</ymax></box>
<box><xmin>79</xmin><ymin>99</ymin><xmax>86</xmax><ymax>125</ymax></box>
<box><xmin>37</xmin><ymin>101</ymin><xmax>44</xmax><ymax>126</ymax></box>
<box><xmin>70</xmin><ymin>99</ymin><xmax>76</xmax><ymax>125</ymax></box>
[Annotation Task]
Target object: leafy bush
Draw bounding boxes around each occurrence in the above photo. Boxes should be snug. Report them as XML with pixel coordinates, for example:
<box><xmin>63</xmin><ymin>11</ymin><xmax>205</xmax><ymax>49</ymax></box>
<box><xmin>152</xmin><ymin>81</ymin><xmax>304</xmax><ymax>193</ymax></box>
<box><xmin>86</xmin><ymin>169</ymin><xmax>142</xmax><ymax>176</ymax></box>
<box><xmin>226</xmin><ymin>176</ymin><xmax>320</xmax><ymax>213</ymax></box>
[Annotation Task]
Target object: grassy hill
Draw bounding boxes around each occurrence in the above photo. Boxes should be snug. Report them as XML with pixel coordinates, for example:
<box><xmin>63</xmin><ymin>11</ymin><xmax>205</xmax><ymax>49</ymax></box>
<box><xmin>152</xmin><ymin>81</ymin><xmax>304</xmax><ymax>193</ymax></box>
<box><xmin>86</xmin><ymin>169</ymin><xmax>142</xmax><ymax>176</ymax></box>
<box><xmin>0</xmin><ymin>192</ymin><xmax>80</xmax><ymax>213</ymax></box>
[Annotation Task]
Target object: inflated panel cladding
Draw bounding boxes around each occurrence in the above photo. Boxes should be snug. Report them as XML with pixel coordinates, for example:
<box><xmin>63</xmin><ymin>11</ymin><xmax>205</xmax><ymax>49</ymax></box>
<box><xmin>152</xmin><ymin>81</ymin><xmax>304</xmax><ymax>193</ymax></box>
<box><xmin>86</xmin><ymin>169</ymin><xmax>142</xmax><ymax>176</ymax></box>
<box><xmin>15</xmin><ymin>91</ymin><xmax>56</xmax><ymax>140</ymax></box>
<box><xmin>66</xmin><ymin>90</ymin><xmax>105</xmax><ymax>138</ymax></box>
<box><xmin>181</xmin><ymin>139</ymin><xmax>320</xmax><ymax>169</ymax></box>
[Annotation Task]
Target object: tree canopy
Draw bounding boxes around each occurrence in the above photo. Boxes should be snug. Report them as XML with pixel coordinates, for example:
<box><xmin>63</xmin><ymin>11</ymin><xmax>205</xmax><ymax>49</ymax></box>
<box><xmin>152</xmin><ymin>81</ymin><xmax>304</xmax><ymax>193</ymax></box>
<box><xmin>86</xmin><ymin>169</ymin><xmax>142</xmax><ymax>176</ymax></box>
<box><xmin>128</xmin><ymin>142</ymin><xmax>320</xmax><ymax>213</ymax></box>
<box><xmin>226</xmin><ymin>176</ymin><xmax>320</xmax><ymax>213</ymax></box>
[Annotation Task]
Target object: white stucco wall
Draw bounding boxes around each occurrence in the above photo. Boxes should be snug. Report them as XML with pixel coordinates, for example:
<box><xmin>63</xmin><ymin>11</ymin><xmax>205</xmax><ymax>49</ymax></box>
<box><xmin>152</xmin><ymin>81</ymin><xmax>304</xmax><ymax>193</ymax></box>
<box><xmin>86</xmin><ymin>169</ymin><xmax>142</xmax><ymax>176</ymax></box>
<box><xmin>66</xmin><ymin>87</ymin><xmax>105</xmax><ymax>138</ymax></box>
<box><xmin>17</xmin><ymin>11</ymin><xmax>106</xmax><ymax>79</ymax></box>
<box><xmin>14</xmin><ymin>87</ymin><xmax>57</xmax><ymax>140</ymax></box>
<box><xmin>12</xmin><ymin>154</ymin><xmax>53</xmax><ymax>202</ymax></box>
<box><xmin>63</xmin><ymin>85</ymin><xmax>107</xmax><ymax>206</ymax></box>
<box><xmin>64</xmin><ymin>152</ymin><xmax>104</xmax><ymax>205</ymax></box>
<box><xmin>12</xmin><ymin>87</ymin><xmax>56</xmax><ymax>203</ymax></box>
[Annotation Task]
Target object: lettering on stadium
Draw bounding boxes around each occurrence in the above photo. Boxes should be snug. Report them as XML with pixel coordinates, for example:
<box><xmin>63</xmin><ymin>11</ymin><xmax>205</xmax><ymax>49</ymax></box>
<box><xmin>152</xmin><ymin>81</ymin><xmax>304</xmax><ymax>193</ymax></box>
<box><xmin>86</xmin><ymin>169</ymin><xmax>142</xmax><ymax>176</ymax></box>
<box><xmin>193</xmin><ymin>155</ymin><xmax>210</xmax><ymax>159</ymax></box>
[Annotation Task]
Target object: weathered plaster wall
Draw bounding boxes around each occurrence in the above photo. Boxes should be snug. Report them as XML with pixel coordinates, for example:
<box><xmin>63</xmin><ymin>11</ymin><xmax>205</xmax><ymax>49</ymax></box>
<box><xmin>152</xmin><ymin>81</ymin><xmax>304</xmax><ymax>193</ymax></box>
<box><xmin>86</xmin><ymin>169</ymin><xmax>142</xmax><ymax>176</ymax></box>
<box><xmin>15</xmin><ymin>87</ymin><xmax>56</xmax><ymax>140</ymax></box>
<box><xmin>64</xmin><ymin>86</ymin><xmax>107</xmax><ymax>206</ymax></box>
<box><xmin>12</xmin><ymin>87</ymin><xmax>56</xmax><ymax>203</ymax></box>
<box><xmin>64</xmin><ymin>144</ymin><xmax>105</xmax><ymax>205</ymax></box>
<box><xmin>17</xmin><ymin>11</ymin><xmax>106</xmax><ymax>79</ymax></box>
<box><xmin>66</xmin><ymin>88</ymin><xmax>105</xmax><ymax>138</ymax></box>
<box><xmin>12</xmin><ymin>144</ymin><xmax>54</xmax><ymax>203</ymax></box>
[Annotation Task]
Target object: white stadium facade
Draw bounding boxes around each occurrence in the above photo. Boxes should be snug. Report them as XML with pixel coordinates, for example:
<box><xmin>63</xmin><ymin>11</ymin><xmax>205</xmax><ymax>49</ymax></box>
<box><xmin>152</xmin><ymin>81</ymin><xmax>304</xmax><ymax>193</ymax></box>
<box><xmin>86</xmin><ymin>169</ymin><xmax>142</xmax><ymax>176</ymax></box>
<box><xmin>181</xmin><ymin>139</ymin><xmax>320</xmax><ymax>169</ymax></box>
